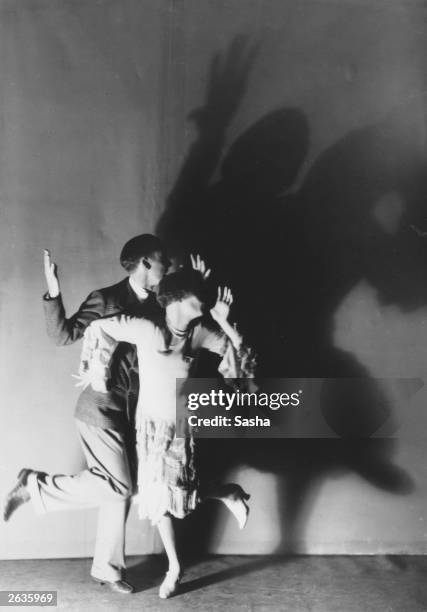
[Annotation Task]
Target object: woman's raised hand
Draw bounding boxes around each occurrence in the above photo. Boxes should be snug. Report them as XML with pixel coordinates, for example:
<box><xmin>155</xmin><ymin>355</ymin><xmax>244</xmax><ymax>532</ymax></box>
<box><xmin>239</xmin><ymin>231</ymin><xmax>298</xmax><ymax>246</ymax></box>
<box><xmin>190</xmin><ymin>253</ymin><xmax>211</xmax><ymax>280</ymax></box>
<box><xmin>43</xmin><ymin>249</ymin><xmax>60</xmax><ymax>298</ymax></box>
<box><xmin>210</xmin><ymin>286</ymin><xmax>233</xmax><ymax>323</ymax></box>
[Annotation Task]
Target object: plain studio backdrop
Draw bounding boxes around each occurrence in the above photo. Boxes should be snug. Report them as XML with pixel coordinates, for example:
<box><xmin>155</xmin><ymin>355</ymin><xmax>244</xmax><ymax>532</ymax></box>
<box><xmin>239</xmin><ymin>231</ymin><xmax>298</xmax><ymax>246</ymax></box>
<box><xmin>1</xmin><ymin>0</ymin><xmax>427</xmax><ymax>560</ymax></box>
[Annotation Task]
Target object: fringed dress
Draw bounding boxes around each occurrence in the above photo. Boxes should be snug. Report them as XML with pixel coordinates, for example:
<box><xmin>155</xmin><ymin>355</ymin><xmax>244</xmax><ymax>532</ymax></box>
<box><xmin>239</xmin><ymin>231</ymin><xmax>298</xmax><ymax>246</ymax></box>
<box><xmin>80</xmin><ymin>316</ymin><xmax>255</xmax><ymax>524</ymax></box>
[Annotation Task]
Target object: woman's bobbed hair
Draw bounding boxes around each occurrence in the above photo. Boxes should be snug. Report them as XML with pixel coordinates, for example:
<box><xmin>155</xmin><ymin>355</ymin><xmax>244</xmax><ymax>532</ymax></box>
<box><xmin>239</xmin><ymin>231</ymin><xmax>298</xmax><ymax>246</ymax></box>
<box><xmin>157</xmin><ymin>268</ymin><xmax>207</xmax><ymax>308</ymax></box>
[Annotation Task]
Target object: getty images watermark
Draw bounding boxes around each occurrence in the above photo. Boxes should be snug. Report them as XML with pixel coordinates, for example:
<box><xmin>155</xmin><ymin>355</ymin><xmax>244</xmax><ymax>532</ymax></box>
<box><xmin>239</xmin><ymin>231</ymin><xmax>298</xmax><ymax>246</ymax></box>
<box><xmin>175</xmin><ymin>377</ymin><xmax>424</xmax><ymax>438</ymax></box>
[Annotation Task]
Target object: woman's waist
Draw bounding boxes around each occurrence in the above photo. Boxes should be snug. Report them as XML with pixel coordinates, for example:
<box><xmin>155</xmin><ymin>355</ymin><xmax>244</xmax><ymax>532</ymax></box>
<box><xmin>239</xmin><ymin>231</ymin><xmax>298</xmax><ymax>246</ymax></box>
<box><xmin>135</xmin><ymin>407</ymin><xmax>191</xmax><ymax>438</ymax></box>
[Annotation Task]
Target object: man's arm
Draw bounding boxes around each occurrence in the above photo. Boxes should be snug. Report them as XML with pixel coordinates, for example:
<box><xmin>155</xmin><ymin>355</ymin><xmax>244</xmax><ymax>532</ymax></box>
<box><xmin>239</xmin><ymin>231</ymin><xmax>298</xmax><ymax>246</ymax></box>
<box><xmin>43</xmin><ymin>290</ymin><xmax>106</xmax><ymax>346</ymax></box>
<box><xmin>42</xmin><ymin>249</ymin><xmax>107</xmax><ymax>346</ymax></box>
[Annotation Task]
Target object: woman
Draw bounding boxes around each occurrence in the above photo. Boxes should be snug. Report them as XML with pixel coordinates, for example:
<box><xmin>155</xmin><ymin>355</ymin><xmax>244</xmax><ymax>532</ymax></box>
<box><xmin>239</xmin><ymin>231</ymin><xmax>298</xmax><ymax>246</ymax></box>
<box><xmin>80</xmin><ymin>267</ymin><xmax>255</xmax><ymax>598</ymax></box>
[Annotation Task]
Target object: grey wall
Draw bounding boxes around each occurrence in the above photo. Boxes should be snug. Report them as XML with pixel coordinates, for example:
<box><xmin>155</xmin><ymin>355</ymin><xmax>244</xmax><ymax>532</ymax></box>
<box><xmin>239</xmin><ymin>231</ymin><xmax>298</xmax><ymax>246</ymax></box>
<box><xmin>1</xmin><ymin>0</ymin><xmax>427</xmax><ymax>559</ymax></box>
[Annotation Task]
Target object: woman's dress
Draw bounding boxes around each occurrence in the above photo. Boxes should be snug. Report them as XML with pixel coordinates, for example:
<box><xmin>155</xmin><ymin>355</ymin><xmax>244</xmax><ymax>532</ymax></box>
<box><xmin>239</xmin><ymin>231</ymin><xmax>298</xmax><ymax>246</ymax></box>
<box><xmin>80</xmin><ymin>316</ymin><xmax>255</xmax><ymax>524</ymax></box>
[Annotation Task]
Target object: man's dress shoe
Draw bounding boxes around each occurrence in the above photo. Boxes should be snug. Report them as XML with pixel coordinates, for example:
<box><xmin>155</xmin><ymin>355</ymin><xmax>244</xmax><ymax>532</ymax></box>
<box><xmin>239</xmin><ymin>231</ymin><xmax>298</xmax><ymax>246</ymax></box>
<box><xmin>92</xmin><ymin>577</ymin><xmax>134</xmax><ymax>594</ymax></box>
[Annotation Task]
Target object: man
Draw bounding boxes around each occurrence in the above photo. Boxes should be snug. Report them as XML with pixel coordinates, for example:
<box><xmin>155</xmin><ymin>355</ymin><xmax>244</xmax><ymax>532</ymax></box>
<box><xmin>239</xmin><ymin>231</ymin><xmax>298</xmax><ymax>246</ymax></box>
<box><xmin>3</xmin><ymin>234</ymin><xmax>170</xmax><ymax>593</ymax></box>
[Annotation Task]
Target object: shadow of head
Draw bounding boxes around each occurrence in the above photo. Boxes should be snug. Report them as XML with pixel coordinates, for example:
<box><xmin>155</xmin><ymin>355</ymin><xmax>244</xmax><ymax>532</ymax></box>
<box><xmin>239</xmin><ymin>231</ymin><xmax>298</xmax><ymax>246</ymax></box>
<box><xmin>296</xmin><ymin>104</ymin><xmax>427</xmax><ymax>311</ymax></box>
<box><xmin>221</xmin><ymin>108</ymin><xmax>309</xmax><ymax>199</ymax></box>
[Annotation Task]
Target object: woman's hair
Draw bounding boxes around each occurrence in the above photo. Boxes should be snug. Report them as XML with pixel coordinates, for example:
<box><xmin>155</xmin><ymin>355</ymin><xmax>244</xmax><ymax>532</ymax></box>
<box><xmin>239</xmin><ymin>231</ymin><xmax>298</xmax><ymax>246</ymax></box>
<box><xmin>120</xmin><ymin>234</ymin><xmax>164</xmax><ymax>272</ymax></box>
<box><xmin>157</xmin><ymin>268</ymin><xmax>207</xmax><ymax>308</ymax></box>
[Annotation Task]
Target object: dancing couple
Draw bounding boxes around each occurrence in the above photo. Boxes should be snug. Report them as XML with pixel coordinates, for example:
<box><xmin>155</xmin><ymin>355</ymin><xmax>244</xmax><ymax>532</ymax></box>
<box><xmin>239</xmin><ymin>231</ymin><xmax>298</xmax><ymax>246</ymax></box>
<box><xmin>3</xmin><ymin>234</ymin><xmax>254</xmax><ymax>599</ymax></box>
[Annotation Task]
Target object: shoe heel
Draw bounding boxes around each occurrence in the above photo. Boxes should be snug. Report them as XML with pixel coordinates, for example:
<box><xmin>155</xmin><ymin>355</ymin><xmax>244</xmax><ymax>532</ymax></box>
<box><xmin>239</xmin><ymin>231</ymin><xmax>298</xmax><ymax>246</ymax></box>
<box><xmin>17</xmin><ymin>469</ymin><xmax>31</xmax><ymax>486</ymax></box>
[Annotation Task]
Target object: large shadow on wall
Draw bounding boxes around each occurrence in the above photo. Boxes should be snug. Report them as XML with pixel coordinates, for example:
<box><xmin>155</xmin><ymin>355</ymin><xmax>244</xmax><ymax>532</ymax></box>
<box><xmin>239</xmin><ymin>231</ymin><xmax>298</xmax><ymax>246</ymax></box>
<box><xmin>155</xmin><ymin>39</ymin><xmax>423</xmax><ymax>564</ymax></box>
<box><xmin>157</xmin><ymin>38</ymin><xmax>308</xmax><ymax>374</ymax></box>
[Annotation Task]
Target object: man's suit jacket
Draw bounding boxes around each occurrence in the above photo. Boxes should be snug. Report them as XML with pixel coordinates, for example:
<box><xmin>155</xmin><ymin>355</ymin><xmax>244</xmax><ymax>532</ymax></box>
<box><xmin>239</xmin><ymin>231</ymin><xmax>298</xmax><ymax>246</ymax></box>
<box><xmin>43</xmin><ymin>278</ymin><xmax>163</xmax><ymax>431</ymax></box>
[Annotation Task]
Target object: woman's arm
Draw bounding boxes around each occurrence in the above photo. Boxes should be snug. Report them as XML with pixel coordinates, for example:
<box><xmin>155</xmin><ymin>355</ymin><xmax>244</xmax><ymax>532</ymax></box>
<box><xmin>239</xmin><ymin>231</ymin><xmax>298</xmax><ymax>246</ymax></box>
<box><xmin>77</xmin><ymin>316</ymin><xmax>151</xmax><ymax>392</ymax></box>
<box><xmin>209</xmin><ymin>287</ymin><xmax>256</xmax><ymax>379</ymax></box>
<box><xmin>209</xmin><ymin>287</ymin><xmax>241</xmax><ymax>349</ymax></box>
<box><xmin>89</xmin><ymin>315</ymin><xmax>149</xmax><ymax>344</ymax></box>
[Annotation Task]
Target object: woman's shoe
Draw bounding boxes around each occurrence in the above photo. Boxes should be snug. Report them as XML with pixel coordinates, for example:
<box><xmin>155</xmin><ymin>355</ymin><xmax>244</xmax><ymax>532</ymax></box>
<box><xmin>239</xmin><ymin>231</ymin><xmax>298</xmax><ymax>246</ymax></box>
<box><xmin>217</xmin><ymin>484</ymin><xmax>250</xmax><ymax>529</ymax></box>
<box><xmin>3</xmin><ymin>469</ymin><xmax>33</xmax><ymax>522</ymax></box>
<box><xmin>158</xmin><ymin>569</ymin><xmax>182</xmax><ymax>599</ymax></box>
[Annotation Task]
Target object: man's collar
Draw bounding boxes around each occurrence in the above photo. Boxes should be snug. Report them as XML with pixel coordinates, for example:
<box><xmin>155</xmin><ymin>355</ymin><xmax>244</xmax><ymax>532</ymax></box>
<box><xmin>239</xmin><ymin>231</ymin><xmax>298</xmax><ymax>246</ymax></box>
<box><xmin>128</xmin><ymin>277</ymin><xmax>150</xmax><ymax>301</ymax></box>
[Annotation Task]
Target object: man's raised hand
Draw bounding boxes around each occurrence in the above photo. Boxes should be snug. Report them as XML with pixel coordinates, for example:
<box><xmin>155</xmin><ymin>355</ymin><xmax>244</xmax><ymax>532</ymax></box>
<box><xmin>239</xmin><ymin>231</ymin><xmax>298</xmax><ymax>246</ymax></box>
<box><xmin>190</xmin><ymin>253</ymin><xmax>211</xmax><ymax>280</ymax></box>
<box><xmin>43</xmin><ymin>249</ymin><xmax>60</xmax><ymax>298</ymax></box>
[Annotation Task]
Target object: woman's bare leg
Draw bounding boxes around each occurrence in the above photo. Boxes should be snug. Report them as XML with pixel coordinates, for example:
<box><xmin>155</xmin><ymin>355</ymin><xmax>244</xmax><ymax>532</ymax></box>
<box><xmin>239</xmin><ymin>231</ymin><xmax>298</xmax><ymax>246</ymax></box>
<box><xmin>156</xmin><ymin>514</ymin><xmax>181</xmax><ymax>599</ymax></box>
<box><xmin>157</xmin><ymin>514</ymin><xmax>180</xmax><ymax>575</ymax></box>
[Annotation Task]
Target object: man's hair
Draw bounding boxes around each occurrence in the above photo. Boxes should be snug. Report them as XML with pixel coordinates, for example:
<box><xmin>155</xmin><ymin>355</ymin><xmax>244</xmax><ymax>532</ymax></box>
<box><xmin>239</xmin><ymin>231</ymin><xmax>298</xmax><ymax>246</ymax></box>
<box><xmin>157</xmin><ymin>268</ymin><xmax>207</xmax><ymax>308</ymax></box>
<box><xmin>120</xmin><ymin>234</ymin><xmax>163</xmax><ymax>272</ymax></box>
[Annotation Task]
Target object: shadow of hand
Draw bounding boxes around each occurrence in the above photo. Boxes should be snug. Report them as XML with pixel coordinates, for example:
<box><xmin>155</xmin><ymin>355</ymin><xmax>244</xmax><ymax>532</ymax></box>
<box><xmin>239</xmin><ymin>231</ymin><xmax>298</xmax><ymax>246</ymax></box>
<box><xmin>188</xmin><ymin>35</ymin><xmax>260</xmax><ymax>136</ymax></box>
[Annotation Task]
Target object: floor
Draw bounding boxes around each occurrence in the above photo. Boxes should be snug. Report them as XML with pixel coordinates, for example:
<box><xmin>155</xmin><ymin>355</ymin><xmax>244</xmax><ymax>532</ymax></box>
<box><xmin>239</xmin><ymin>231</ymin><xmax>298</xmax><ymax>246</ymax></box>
<box><xmin>0</xmin><ymin>555</ymin><xmax>426</xmax><ymax>611</ymax></box>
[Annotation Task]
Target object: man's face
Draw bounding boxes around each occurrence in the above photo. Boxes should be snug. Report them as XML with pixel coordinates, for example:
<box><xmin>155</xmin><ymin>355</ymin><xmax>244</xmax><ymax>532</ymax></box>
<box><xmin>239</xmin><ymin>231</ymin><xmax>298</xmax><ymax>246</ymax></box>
<box><xmin>145</xmin><ymin>250</ymin><xmax>171</xmax><ymax>289</ymax></box>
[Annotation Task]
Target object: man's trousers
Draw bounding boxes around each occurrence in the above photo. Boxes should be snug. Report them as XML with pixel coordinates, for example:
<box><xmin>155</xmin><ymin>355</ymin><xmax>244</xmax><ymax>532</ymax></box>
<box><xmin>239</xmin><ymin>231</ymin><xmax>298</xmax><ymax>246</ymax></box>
<box><xmin>27</xmin><ymin>420</ymin><xmax>133</xmax><ymax>582</ymax></box>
